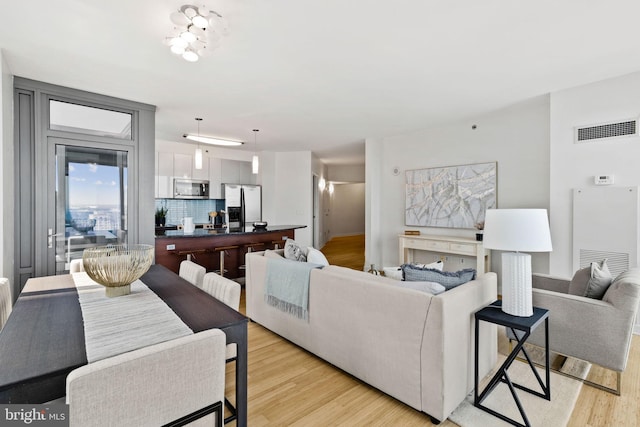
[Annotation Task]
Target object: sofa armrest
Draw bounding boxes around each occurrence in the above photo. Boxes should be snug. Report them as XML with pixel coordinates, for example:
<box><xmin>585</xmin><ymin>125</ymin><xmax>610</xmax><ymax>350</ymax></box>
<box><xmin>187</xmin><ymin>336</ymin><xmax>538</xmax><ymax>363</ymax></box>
<box><xmin>532</xmin><ymin>273</ymin><xmax>570</xmax><ymax>294</ymax></box>
<box><xmin>529</xmin><ymin>288</ymin><xmax>635</xmax><ymax>371</ymax></box>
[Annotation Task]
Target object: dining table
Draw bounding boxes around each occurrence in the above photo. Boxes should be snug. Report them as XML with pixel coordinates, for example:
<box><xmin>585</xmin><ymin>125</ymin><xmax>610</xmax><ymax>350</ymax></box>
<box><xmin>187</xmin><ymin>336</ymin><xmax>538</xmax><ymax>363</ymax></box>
<box><xmin>0</xmin><ymin>264</ymin><xmax>249</xmax><ymax>427</ymax></box>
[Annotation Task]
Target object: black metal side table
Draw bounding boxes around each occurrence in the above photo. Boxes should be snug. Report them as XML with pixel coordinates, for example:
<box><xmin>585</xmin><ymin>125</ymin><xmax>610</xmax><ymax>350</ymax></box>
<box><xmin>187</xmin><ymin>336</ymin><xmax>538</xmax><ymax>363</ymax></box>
<box><xmin>474</xmin><ymin>300</ymin><xmax>550</xmax><ymax>427</ymax></box>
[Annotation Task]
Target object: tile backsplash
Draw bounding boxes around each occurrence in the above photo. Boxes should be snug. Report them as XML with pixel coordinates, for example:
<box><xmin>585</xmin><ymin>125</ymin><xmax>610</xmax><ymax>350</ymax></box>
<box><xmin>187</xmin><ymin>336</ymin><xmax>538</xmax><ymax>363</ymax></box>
<box><xmin>156</xmin><ymin>199</ymin><xmax>225</xmax><ymax>225</ymax></box>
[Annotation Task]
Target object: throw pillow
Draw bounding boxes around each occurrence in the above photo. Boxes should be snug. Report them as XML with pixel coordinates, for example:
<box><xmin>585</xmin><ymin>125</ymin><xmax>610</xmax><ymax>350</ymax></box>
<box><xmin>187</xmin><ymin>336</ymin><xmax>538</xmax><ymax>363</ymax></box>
<box><xmin>264</xmin><ymin>249</ymin><xmax>284</xmax><ymax>259</ymax></box>
<box><xmin>568</xmin><ymin>266</ymin><xmax>591</xmax><ymax>296</ymax></box>
<box><xmin>394</xmin><ymin>280</ymin><xmax>446</xmax><ymax>295</ymax></box>
<box><xmin>306</xmin><ymin>247</ymin><xmax>329</xmax><ymax>266</ymax></box>
<box><xmin>382</xmin><ymin>266</ymin><xmax>404</xmax><ymax>280</ymax></box>
<box><xmin>401</xmin><ymin>264</ymin><xmax>476</xmax><ymax>290</ymax></box>
<box><xmin>284</xmin><ymin>239</ymin><xmax>308</xmax><ymax>262</ymax></box>
<box><xmin>584</xmin><ymin>259</ymin><xmax>613</xmax><ymax>299</ymax></box>
<box><xmin>414</xmin><ymin>260</ymin><xmax>444</xmax><ymax>271</ymax></box>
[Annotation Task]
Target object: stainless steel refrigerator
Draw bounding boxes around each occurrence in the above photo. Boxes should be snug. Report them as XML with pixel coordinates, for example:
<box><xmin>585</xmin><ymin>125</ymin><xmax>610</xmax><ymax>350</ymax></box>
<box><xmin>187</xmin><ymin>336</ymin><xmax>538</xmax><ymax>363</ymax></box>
<box><xmin>222</xmin><ymin>184</ymin><xmax>262</xmax><ymax>231</ymax></box>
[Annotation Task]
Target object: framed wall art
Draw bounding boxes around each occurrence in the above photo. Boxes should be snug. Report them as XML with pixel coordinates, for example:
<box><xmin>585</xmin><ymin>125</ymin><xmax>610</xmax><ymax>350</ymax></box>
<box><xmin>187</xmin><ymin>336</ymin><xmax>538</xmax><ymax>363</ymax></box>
<box><xmin>405</xmin><ymin>161</ymin><xmax>497</xmax><ymax>228</ymax></box>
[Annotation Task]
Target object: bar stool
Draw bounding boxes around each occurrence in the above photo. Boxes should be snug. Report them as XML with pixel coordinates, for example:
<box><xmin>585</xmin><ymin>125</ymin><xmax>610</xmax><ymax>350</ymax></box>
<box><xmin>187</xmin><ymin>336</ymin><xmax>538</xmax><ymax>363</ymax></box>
<box><xmin>271</xmin><ymin>240</ymin><xmax>283</xmax><ymax>250</ymax></box>
<box><xmin>238</xmin><ymin>243</ymin><xmax>265</xmax><ymax>273</ymax></box>
<box><xmin>212</xmin><ymin>245</ymin><xmax>238</xmax><ymax>278</ymax></box>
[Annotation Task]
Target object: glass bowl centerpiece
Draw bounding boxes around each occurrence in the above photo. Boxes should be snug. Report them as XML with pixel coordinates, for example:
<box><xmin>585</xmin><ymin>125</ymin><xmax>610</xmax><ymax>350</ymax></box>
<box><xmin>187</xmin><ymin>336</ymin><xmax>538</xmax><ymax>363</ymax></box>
<box><xmin>82</xmin><ymin>244</ymin><xmax>154</xmax><ymax>297</ymax></box>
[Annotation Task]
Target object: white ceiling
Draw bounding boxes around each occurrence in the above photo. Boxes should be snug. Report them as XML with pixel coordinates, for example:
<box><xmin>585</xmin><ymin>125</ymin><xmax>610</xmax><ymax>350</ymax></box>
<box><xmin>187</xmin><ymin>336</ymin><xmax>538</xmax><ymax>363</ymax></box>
<box><xmin>3</xmin><ymin>0</ymin><xmax>640</xmax><ymax>165</ymax></box>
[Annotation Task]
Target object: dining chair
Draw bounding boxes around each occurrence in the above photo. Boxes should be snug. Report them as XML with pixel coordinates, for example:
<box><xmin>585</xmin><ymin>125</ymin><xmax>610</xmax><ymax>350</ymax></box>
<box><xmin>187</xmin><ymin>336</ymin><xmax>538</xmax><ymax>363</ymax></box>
<box><xmin>67</xmin><ymin>329</ymin><xmax>226</xmax><ymax>427</ymax></box>
<box><xmin>0</xmin><ymin>278</ymin><xmax>12</xmax><ymax>331</ymax></box>
<box><xmin>69</xmin><ymin>259</ymin><xmax>85</xmax><ymax>273</ymax></box>
<box><xmin>202</xmin><ymin>272</ymin><xmax>241</xmax><ymax>424</ymax></box>
<box><xmin>179</xmin><ymin>259</ymin><xmax>206</xmax><ymax>289</ymax></box>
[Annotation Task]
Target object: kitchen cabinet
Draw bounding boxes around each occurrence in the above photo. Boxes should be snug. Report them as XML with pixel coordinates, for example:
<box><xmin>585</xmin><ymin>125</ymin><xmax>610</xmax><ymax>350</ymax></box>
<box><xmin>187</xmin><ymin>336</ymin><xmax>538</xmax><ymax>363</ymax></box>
<box><xmin>209</xmin><ymin>157</ymin><xmax>222</xmax><ymax>199</ymax></box>
<box><xmin>192</xmin><ymin>155</ymin><xmax>209</xmax><ymax>180</ymax></box>
<box><xmin>156</xmin><ymin>151</ymin><xmax>173</xmax><ymax>198</ymax></box>
<box><xmin>173</xmin><ymin>153</ymin><xmax>192</xmax><ymax>179</ymax></box>
<box><xmin>221</xmin><ymin>159</ymin><xmax>256</xmax><ymax>185</ymax></box>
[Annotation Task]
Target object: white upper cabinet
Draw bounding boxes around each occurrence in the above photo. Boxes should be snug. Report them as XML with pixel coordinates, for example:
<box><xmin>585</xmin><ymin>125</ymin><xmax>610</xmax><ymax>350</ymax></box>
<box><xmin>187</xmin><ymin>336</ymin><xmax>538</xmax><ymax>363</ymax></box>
<box><xmin>156</xmin><ymin>152</ymin><xmax>173</xmax><ymax>198</ymax></box>
<box><xmin>209</xmin><ymin>157</ymin><xmax>222</xmax><ymax>199</ymax></box>
<box><xmin>173</xmin><ymin>153</ymin><xmax>192</xmax><ymax>179</ymax></box>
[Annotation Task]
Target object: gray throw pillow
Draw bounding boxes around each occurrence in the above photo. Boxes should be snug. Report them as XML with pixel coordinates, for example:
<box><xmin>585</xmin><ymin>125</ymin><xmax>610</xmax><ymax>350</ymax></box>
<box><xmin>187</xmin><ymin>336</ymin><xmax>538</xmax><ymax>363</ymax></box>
<box><xmin>584</xmin><ymin>259</ymin><xmax>613</xmax><ymax>299</ymax></box>
<box><xmin>401</xmin><ymin>264</ymin><xmax>476</xmax><ymax>290</ymax></box>
<box><xmin>284</xmin><ymin>239</ymin><xmax>308</xmax><ymax>262</ymax></box>
<box><xmin>568</xmin><ymin>266</ymin><xmax>591</xmax><ymax>296</ymax></box>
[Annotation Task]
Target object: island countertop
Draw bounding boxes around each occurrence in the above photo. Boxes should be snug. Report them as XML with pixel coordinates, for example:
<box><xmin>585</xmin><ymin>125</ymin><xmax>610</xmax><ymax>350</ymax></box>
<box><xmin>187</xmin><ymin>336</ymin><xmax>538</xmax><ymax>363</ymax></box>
<box><xmin>154</xmin><ymin>225</ymin><xmax>306</xmax><ymax>278</ymax></box>
<box><xmin>155</xmin><ymin>225</ymin><xmax>306</xmax><ymax>239</ymax></box>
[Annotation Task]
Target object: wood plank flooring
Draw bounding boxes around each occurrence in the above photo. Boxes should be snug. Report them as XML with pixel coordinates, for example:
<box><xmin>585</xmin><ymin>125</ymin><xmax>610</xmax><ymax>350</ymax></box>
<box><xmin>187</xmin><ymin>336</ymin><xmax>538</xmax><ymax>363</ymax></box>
<box><xmin>230</xmin><ymin>234</ymin><xmax>639</xmax><ymax>426</ymax></box>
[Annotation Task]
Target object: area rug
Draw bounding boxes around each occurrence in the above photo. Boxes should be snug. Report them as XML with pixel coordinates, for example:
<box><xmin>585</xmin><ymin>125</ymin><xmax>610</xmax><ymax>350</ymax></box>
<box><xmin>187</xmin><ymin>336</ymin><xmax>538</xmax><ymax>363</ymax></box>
<box><xmin>449</xmin><ymin>331</ymin><xmax>588</xmax><ymax>427</ymax></box>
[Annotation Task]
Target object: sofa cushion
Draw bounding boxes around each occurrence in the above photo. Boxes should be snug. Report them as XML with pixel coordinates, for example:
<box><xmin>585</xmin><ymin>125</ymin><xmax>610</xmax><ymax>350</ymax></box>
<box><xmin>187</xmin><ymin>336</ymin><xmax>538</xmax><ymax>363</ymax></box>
<box><xmin>568</xmin><ymin>259</ymin><xmax>613</xmax><ymax>299</ymax></box>
<box><xmin>392</xmin><ymin>280</ymin><xmax>446</xmax><ymax>295</ymax></box>
<box><xmin>401</xmin><ymin>265</ymin><xmax>476</xmax><ymax>290</ymax></box>
<box><xmin>307</xmin><ymin>247</ymin><xmax>329</xmax><ymax>266</ymax></box>
<box><xmin>584</xmin><ymin>259</ymin><xmax>613</xmax><ymax>299</ymax></box>
<box><xmin>284</xmin><ymin>239</ymin><xmax>308</xmax><ymax>262</ymax></box>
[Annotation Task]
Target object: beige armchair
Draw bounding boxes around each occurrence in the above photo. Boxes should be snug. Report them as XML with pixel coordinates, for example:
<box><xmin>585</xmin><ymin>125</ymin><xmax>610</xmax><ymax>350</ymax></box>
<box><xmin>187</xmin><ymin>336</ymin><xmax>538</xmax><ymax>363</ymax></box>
<box><xmin>520</xmin><ymin>269</ymin><xmax>640</xmax><ymax>394</ymax></box>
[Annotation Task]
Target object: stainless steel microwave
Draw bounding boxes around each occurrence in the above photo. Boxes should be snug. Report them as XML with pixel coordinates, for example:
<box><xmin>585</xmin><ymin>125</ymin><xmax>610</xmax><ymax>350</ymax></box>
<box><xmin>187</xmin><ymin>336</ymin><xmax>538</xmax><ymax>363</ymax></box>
<box><xmin>174</xmin><ymin>179</ymin><xmax>209</xmax><ymax>199</ymax></box>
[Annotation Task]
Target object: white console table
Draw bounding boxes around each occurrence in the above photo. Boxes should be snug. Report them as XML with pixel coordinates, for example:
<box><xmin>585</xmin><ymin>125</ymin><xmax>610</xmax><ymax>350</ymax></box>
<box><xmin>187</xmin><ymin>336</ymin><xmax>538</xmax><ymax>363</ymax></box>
<box><xmin>398</xmin><ymin>234</ymin><xmax>491</xmax><ymax>275</ymax></box>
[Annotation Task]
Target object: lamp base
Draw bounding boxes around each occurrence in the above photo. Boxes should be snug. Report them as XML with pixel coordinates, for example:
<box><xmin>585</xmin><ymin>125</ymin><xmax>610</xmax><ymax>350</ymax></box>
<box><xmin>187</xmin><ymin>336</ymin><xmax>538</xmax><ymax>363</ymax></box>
<box><xmin>501</xmin><ymin>252</ymin><xmax>533</xmax><ymax>317</ymax></box>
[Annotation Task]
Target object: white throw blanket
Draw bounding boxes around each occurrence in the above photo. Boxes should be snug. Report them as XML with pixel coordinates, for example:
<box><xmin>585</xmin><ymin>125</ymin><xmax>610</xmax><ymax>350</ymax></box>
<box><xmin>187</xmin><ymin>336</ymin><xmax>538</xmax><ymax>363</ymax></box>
<box><xmin>264</xmin><ymin>258</ymin><xmax>322</xmax><ymax>320</ymax></box>
<box><xmin>72</xmin><ymin>272</ymin><xmax>193</xmax><ymax>362</ymax></box>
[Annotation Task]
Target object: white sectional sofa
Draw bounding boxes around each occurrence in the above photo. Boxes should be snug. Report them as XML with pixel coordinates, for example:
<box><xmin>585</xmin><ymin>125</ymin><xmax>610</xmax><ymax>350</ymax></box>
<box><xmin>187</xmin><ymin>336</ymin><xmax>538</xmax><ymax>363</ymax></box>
<box><xmin>246</xmin><ymin>250</ymin><xmax>498</xmax><ymax>423</ymax></box>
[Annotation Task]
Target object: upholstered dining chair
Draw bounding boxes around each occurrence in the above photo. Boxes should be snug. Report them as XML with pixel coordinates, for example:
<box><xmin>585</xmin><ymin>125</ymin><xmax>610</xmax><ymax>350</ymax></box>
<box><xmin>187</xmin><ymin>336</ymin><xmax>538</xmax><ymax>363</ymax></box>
<box><xmin>202</xmin><ymin>272</ymin><xmax>241</xmax><ymax>424</ymax></box>
<box><xmin>0</xmin><ymin>278</ymin><xmax>12</xmax><ymax>331</ymax></box>
<box><xmin>67</xmin><ymin>329</ymin><xmax>226</xmax><ymax>427</ymax></box>
<box><xmin>179</xmin><ymin>260</ymin><xmax>207</xmax><ymax>289</ymax></box>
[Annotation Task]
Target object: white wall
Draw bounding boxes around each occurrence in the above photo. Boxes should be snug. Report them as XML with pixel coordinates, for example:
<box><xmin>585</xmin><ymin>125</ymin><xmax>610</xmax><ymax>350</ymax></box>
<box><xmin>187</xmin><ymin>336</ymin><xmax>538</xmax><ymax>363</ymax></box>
<box><xmin>262</xmin><ymin>151</ymin><xmax>313</xmax><ymax>247</ymax></box>
<box><xmin>329</xmin><ymin>183</ymin><xmax>365</xmax><ymax>238</ymax></box>
<box><xmin>550</xmin><ymin>71</ymin><xmax>640</xmax><ymax>278</ymax></box>
<box><xmin>328</xmin><ymin>164</ymin><xmax>365</xmax><ymax>182</ymax></box>
<box><xmin>366</xmin><ymin>96</ymin><xmax>551</xmax><ymax>279</ymax></box>
<box><xmin>0</xmin><ymin>50</ymin><xmax>13</xmax><ymax>289</ymax></box>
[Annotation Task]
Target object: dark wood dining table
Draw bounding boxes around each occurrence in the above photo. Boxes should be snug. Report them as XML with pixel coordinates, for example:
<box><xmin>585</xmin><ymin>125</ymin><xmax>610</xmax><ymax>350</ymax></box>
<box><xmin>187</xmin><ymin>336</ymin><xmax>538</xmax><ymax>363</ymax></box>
<box><xmin>0</xmin><ymin>264</ymin><xmax>249</xmax><ymax>427</ymax></box>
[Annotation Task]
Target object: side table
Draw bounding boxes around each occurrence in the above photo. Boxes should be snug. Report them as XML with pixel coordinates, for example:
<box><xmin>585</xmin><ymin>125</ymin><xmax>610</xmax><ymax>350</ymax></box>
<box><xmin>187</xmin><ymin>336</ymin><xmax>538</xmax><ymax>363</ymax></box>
<box><xmin>474</xmin><ymin>300</ymin><xmax>550</xmax><ymax>427</ymax></box>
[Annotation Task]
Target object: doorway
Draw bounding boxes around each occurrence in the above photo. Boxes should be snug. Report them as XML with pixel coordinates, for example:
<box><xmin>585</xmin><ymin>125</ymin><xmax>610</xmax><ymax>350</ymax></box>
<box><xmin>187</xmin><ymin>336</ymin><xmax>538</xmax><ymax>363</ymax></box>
<box><xmin>50</xmin><ymin>142</ymin><xmax>129</xmax><ymax>274</ymax></box>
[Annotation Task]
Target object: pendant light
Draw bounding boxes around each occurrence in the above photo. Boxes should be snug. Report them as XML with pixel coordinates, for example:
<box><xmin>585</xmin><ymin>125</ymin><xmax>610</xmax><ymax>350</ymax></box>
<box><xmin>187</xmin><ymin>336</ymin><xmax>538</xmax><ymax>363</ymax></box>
<box><xmin>194</xmin><ymin>118</ymin><xmax>203</xmax><ymax>170</ymax></box>
<box><xmin>252</xmin><ymin>129</ymin><xmax>259</xmax><ymax>174</ymax></box>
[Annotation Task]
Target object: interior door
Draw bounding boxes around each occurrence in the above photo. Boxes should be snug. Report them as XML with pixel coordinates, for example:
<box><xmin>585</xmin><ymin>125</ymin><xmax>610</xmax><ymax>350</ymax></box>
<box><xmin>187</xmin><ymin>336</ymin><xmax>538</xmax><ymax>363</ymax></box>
<box><xmin>48</xmin><ymin>139</ymin><xmax>129</xmax><ymax>275</ymax></box>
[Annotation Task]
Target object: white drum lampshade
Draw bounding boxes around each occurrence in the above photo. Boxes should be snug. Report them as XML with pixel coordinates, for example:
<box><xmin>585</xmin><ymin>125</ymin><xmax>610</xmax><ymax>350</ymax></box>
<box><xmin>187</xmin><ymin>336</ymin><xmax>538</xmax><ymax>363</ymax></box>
<box><xmin>482</xmin><ymin>209</ymin><xmax>553</xmax><ymax>317</ymax></box>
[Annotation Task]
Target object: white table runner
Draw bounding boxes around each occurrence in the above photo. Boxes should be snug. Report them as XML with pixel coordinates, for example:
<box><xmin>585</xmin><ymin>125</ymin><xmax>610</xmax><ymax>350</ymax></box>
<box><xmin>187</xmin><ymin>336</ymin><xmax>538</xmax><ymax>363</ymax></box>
<box><xmin>72</xmin><ymin>272</ymin><xmax>194</xmax><ymax>362</ymax></box>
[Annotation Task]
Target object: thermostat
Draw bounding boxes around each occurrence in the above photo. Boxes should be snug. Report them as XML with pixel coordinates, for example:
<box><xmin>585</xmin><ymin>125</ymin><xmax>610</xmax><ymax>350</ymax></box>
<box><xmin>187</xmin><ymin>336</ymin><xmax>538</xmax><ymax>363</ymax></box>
<box><xmin>594</xmin><ymin>175</ymin><xmax>614</xmax><ymax>185</ymax></box>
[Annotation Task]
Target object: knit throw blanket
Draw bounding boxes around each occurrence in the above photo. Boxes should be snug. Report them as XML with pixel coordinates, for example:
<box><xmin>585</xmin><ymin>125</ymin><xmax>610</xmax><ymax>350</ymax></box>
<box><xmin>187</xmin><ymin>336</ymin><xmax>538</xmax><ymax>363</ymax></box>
<box><xmin>264</xmin><ymin>258</ymin><xmax>323</xmax><ymax>320</ymax></box>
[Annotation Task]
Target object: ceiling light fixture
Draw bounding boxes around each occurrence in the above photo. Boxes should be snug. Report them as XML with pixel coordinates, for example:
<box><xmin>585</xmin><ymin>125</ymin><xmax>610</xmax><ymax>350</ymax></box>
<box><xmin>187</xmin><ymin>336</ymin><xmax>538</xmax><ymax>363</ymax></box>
<box><xmin>184</xmin><ymin>134</ymin><xmax>244</xmax><ymax>146</ymax></box>
<box><xmin>252</xmin><ymin>129</ymin><xmax>259</xmax><ymax>175</ymax></box>
<box><xmin>164</xmin><ymin>4</ymin><xmax>229</xmax><ymax>62</ymax></box>
<box><xmin>194</xmin><ymin>118</ymin><xmax>203</xmax><ymax>170</ymax></box>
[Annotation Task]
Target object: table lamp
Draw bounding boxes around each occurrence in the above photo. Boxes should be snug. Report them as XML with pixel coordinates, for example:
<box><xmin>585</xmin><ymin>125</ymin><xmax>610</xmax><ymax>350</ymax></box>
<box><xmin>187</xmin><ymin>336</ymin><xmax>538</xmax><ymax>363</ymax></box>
<box><xmin>482</xmin><ymin>209</ymin><xmax>553</xmax><ymax>317</ymax></box>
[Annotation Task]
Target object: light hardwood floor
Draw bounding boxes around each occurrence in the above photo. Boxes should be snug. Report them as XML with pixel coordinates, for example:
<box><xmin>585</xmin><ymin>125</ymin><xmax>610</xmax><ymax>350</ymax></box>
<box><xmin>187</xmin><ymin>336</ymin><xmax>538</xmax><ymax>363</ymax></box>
<box><xmin>230</xmin><ymin>235</ymin><xmax>640</xmax><ymax>426</ymax></box>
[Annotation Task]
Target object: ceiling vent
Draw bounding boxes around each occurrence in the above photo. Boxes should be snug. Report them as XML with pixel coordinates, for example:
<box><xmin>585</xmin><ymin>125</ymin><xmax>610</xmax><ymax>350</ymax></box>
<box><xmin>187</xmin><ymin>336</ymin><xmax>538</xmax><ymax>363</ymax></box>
<box><xmin>574</xmin><ymin>118</ymin><xmax>639</xmax><ymax>143</ymax></box>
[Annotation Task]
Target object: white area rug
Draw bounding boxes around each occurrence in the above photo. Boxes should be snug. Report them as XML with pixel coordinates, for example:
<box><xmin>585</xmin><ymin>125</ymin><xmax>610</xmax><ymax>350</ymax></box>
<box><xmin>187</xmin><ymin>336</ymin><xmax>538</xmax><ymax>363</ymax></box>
<box><xmin>449</xmin><ymin>353</ymin><xmax>583</xmax><ymax>427</ymax></box>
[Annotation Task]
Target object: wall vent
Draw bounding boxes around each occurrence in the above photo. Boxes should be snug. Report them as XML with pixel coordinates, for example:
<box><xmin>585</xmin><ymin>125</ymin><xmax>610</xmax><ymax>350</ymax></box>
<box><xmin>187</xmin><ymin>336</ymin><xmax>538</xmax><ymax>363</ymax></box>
<box><xmin>574</xmin><ymin>118</ymin><xmax>639</xmax><ymax>143</ymax></box>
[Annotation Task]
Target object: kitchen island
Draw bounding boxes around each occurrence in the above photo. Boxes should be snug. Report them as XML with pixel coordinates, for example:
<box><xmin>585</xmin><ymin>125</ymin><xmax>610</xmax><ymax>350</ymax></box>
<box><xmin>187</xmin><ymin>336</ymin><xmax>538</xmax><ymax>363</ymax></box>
<box><xmin>155</xmin><ymin>225</ymin><xmax>306</xmax><ymax>278</ymax></box>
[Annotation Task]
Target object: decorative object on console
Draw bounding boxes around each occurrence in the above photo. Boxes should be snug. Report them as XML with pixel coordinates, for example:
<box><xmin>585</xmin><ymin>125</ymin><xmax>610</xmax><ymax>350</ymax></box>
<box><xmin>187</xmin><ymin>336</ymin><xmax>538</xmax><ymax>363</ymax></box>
<box><xmin>252</xmin><ymin>129</ymin><xmax>259</xmax><ymax>174</ymax></box>
<box><xmin>165</xmin><ymin>4</ymin><xmax>229</xmax><ymax>62</ymax></box>
<box><xmin>405</xmin><ymin>162</ymin><xmax>496</xmax><ymax>228</ymax></box>
<box><xmin>475</xmin><ymin>221</ymin><xmax>484</xmax><ymax>241</ymax></box>
<box><xmin>82</xmin><ymin>244</ymin><xmax>154</xmax><ymax>297</ymax></box>
<box><xmin>482</xmin><ymin>209</ymin><xmax>553</xmax><ymax>317</ymax></box>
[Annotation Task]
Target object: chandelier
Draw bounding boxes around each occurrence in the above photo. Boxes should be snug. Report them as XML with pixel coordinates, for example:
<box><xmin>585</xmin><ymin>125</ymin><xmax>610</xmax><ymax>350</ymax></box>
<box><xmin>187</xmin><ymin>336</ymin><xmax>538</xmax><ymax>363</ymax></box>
<box><xmin>165</xmin><ymin>4</ymin><xmax>229</xmax><ymax>62</ymax></box>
